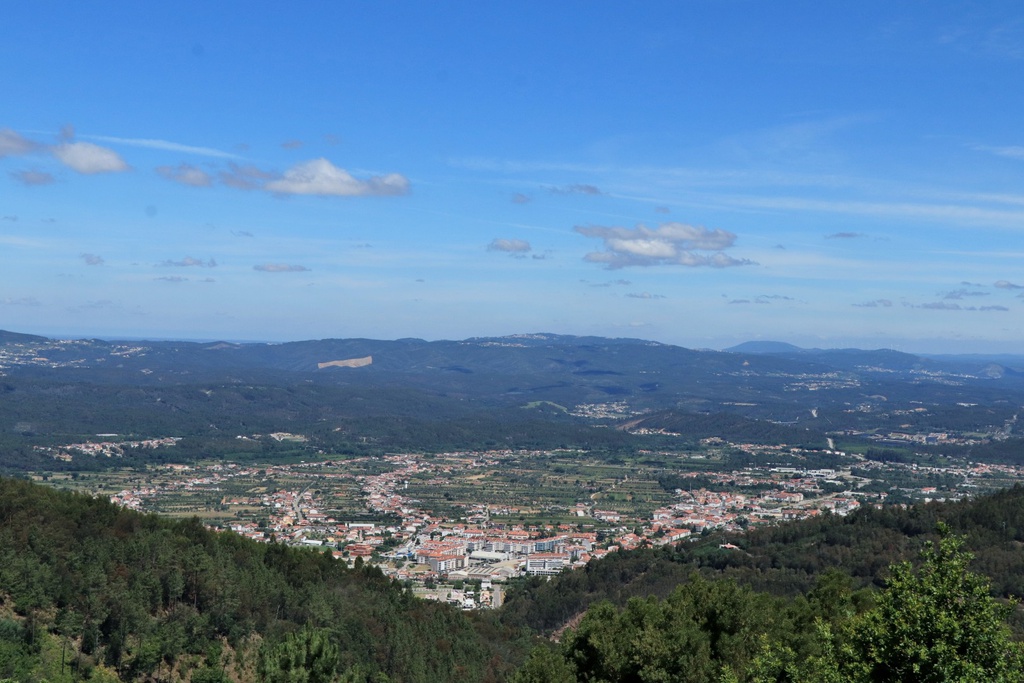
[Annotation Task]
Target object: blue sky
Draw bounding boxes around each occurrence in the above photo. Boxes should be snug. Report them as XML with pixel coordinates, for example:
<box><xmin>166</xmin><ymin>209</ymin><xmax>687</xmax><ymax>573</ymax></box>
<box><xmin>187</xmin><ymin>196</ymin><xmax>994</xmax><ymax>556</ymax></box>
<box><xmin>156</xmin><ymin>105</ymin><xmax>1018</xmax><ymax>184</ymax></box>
<box><xmin>3</xmin><ymin>2</ymin><xmax>1024</xmax><ymax>353</ymax></box>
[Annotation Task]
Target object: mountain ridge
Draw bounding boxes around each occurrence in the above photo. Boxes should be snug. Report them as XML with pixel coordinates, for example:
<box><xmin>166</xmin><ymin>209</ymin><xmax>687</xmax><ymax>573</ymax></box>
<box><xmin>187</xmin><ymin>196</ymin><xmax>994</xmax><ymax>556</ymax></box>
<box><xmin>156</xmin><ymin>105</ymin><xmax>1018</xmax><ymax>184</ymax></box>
<box><xmin>3</xmin><ymin>329</ymin><xmax>1023</xmax><ymax>450</ymax></box>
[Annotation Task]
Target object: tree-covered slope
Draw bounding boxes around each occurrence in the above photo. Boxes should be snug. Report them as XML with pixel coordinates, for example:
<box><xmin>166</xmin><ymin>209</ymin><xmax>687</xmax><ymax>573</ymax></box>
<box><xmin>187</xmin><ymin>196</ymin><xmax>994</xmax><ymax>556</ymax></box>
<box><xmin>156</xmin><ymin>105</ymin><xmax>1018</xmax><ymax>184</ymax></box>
<box><xmin>0</xmin><ymin>477</ymin><xmax>528</xmax><ymax>682</ymax></box>
<box><xmin>511</xmin><ymin>530</ymin><xmax>1024</xmax><ymax>683</ymax></box>
<box><xmin>499</xmin><ymin>485</ymin><xmax>1024</xmax><ymax>636</ymax></box>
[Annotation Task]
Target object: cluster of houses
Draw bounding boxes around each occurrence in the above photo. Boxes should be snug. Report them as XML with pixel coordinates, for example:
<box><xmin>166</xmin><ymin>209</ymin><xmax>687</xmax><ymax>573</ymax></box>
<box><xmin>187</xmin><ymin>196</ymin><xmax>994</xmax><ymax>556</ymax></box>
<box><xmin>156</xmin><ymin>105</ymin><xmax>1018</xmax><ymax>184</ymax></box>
<box><xmin>100</xmin><ymin>444</ymin><xmax>1024</xmax><ymax>611</ymax></box>
<box><xmin>39</xmin><ymin>436</ymin><xmax>180</xmax><ymax>461</ymax></box>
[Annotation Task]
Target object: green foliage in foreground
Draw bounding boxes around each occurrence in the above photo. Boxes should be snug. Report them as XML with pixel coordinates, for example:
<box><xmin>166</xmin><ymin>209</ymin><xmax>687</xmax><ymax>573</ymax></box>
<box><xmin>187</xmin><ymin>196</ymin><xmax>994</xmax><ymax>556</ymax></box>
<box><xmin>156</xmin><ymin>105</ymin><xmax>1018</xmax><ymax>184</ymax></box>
<box><xmin>3</xmin><ymin>473</ymin><xmax>1024</xmax><ymax>682</ymax></box>
<box><xmin>514</xmin><ymin>527</ymin><xmax>1024</xmax><ymax>682</ymax></box>
<box><xmin>0</xmin><ymin>477</ymin><xmax>525</xmax><ymax>682</ymax></box>
<box><xmin>501</xmin><ymin>485</ymin><xmax>1024</xmax><ymax>637</ymax></box>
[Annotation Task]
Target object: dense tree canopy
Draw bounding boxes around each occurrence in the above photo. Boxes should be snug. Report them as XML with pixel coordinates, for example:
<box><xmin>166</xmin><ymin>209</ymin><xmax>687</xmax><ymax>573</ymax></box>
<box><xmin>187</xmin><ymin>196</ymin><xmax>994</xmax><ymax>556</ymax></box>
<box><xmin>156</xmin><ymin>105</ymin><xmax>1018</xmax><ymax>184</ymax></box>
<box><xmin>513</xmin><ymin>528</ymin><xmax>1024</xmax><ymax>683</ymax></box>
<box><xmin>0</xmin><ymin>477</ymin><xmax>525</xmax><ymax>682</ymax></box>
<box><xmin>4</xmin><ymin>476</ymin><xmax>1024</xmax><ymax>682</ymax></box>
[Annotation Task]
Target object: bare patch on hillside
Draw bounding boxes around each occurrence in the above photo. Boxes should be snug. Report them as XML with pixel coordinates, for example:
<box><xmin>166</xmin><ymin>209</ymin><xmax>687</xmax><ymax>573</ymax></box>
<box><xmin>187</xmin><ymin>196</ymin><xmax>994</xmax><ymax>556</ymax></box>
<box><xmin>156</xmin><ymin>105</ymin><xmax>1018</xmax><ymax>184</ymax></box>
<box><xmin>318</xmin><ymin>356</ymin><xmax>372</xmax><ymax>369</ymax></box>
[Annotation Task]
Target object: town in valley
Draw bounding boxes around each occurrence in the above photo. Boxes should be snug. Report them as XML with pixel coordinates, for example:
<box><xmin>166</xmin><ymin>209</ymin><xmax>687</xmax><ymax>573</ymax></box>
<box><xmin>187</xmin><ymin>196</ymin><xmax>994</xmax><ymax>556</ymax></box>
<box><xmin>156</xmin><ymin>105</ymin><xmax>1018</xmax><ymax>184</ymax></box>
<box><xmin>34</xmin><ymin>427</ymin><xmax>1024</xmax><ymax>611</ymax></box>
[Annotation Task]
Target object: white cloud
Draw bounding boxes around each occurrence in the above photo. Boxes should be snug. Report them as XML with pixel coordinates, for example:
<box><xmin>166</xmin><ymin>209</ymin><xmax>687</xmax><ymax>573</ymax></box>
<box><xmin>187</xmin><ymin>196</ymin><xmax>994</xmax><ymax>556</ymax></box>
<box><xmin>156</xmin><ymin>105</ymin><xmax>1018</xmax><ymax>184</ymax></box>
<box><xmin>80</xmin><ymin>253</ymin><xmax>104</xmax><ymax>266</ymax></box>
<box><xmin>995</xmin><ymin>280</ymin><xmax>1024</xmax><ymax>289</ymax></box>
<box><xmin>487</xmin><ymin>238</ymin><xmax>532</xmax><ymax>253</ymax></box>
<box><xmin>11</xmin><ymin>170</ymin><xmax>54</xmax><ymax>186</ymax></box>
<box><xmin>220</xmin><ymin>163</ymin><xmax>273</xmax><ymax>190</ymax></box>
<box><xmin>52</xmin><ymin>141</ymin><xmax>129</xmax><ymax>174</ymax></box>
<box><xmin>254</xmin><ymin>263</ymin><xmax>310</xmax><ymax>272</ymax></box>
<box><xmin>0</xmin><ymin>129</ymin><xmax>38</xmax><ymax>157</ymax></box>
<box><xmin>575</xmin><ymin>222</ymin><xmax>752</xmax><ymax>269</ymax></box>
<box><xmin>156</xmin><ymin>163</ymin><xmax>213</xmax><ymax>187</ymax></box>
<box><xmin>264</xmin><ymin>158</ymin><xmax>410</xmax><ymax>197</ymax></box>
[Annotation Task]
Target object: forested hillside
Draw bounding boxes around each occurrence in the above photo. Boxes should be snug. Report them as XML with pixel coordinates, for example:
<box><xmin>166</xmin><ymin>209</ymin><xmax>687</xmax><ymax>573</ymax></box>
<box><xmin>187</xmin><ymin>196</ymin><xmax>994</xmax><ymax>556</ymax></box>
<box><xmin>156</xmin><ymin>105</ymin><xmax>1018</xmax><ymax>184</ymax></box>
<box><xmin>4</xmin><ymin>477</ymin><xmax>1024</xmax><ymax>682</ymax></box>
<box><xmin>0</xmin><ymin>478</ymin><xmax>528</xmax><ymax>682</ymax></box>
<box><xmin>511</xmin><ymin>529</ymin><xmax>1024</xmax><ymax>682</ymax></box>
<box><xmin>500</xmin><ymin>485</ymin><xmax>1024</xmax><ymax>636</ymax></box>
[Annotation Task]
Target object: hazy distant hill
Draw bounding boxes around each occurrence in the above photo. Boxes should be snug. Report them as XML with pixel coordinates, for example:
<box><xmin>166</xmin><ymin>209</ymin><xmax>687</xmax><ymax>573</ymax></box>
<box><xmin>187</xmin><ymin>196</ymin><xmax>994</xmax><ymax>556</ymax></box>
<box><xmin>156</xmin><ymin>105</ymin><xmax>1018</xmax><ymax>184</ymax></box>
<box><xmin>724</xmin><ymin>340</ymin><xmax>806</xmax><ymax>354</ymax></box>
<box><xmin>726</xmin><ymin>339</ymin><xmax>1024</xmax><ymax>376</ymax></box>
<box><xmin>3</xmin><ymin>330</ymin><xmax>1024</xmax><ymax>459</ymax></box>
<box><xmin>0</xmin><ymin>329</ymin><xmax>48</xmax><ymax>344</ymax></box>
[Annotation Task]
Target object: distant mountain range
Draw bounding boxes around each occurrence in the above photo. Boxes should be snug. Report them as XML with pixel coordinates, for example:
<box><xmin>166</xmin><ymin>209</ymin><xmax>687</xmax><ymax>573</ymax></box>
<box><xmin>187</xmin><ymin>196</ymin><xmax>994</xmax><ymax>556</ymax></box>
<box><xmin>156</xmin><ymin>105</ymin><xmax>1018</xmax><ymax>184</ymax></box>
<box><xmin>3</xmin><ymin>330</ymin><xmax>1023</xmax><ymax>427</ymax></box>
<box><xmin>725</xmin><ymin>340</ymin><xmax>1024</xmax><ymax>369</ymax></box>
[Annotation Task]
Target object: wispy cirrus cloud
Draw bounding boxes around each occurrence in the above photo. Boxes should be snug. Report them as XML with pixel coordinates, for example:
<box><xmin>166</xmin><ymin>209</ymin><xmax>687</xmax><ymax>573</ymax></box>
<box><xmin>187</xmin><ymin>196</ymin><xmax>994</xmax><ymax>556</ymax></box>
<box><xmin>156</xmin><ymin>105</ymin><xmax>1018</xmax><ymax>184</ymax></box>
<box><xmin>1</xmin><ymin>296</ymin><xmax>41</xmax><ymax>307</ymax></box>
<box><xmin>156</xmin><ymin>163</ymin><xmax>213</xmax><ymax>187</ymax></box>
<box><xmin>759</xmin><ymin>294</ymin><xmax>797</xmax><ymax>302</ymax></box>
<box><xmin>995</xmin><ymin>280</ymin><xmax>1024</xmax><ymax>289</ymax></box>
<box><xmin>626</xmin><ymin>292</ymin><xmax>665</xmax><ymax>299</ymax></box>
<box><xmin>582</xmin><ymin>279</ymin><xmax>632</xmax><ymax>288</ymax></box>
<box><xmin>160</xmin><ymin>256</ymin><xmax>216</xmax><ymax>268</ymax></box>
<box><xmin>264</xmin><ymin>158</ymin><xmax>409</xmax><ymax>197</ymax></box>
<box><xmin>906</xmin><ymin>301</ymin><xmax>1008</xmax><ymax>311</ymax></box>
<box><xmin>853</xmin><ymin>299</ymin><xmax>893</xmax><ymax>308</ymax></box>
<box><xmin>253</xmin><ymin>263</ymin><xmax>310</xmax><ymax>272</ymax></box>
<box><xmin>575</xmin><ymin>221</ymin><xmax>753</xmax><ymax>269</ymax></box>
<box><xmin>64</xmin><ymin>299</ymin><xmax>146</xmax><ymax>318</ymax></box>
<box><xmin>974</xmin><ymin>144</ymin><xmax>1024</xmax><ymax>160</ymax></box>
<box><xmin>448</xmin><ymin>156</ymin><xmax>611</xmax><ymax>174</ymax></box>
<box><xmin>942</xmin><ymin>288</ymin><xmax>989</xmax><ymax>300</ymax></box>
<box><xmin>726</xmin><ymin>194</ymin><xmax>1024</xmax><ymax>229</ymax></box>
<box><xmin>728</xmin><ymin>294</ymin><xmax>795</xmax><ymax>305</ymax></box>
<box><xmin>826</xmin><ymin>231</ymin><xmax>865</xmax><ymax>239</ymax></box>
<box><xmin>82</xmin><ymin>134</ymin><xmax>242</xmax><ymax>159</ymax></box>
<box><xmin>551</xmin><ymin>183</ymin><xmax>604</xmax><ymax>196</ymax></box>
<box><xmin>80</xmin><ymin>253</ymin><xmax>104</xmax><ymax>266</ymax></box>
